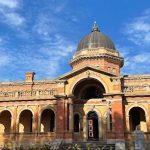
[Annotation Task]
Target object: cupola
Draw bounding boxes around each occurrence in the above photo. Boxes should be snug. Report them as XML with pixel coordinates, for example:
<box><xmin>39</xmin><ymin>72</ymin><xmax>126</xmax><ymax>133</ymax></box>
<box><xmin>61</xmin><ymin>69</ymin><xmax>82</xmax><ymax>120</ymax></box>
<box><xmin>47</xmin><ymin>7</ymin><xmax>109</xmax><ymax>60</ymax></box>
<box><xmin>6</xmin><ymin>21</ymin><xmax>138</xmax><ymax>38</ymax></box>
<box><xmin>70</xmin><ymin>22</ymin><xmax>124</xmax><ymax>76</ymax></box>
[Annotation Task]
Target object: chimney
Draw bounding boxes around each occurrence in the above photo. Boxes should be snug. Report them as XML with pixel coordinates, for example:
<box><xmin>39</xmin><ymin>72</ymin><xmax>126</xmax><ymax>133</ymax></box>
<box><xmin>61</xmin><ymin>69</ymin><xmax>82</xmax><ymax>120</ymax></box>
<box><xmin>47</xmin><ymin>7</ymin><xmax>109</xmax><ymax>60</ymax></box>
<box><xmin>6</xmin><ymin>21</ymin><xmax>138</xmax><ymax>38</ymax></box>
<box><xmin>25</xmin><ymin>72</ymin><xmax>35</xmax><ymax>82</ymax></box>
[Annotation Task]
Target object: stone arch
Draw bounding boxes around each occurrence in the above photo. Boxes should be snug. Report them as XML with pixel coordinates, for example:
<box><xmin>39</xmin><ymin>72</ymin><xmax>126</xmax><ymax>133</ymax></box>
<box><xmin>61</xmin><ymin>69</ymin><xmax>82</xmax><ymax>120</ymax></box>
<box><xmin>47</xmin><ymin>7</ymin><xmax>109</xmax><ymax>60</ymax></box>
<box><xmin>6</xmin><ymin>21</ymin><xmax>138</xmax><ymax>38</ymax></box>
<box><xmin>18</xmin><ymin>109</ymin><xmax>33</xmax><ymax>133</ymax></box>
<box><xmin>0</xmin><ymin>110</ymin><xmax>12</xmax><ymax>133</ymax></box>
<box><xmin>40</xmin><ymin>108</ymin><xmax>55</xmax><ymax>132</ymax></box>
<box><xmin>83</xmin><ymin>108</ymin><xmax>102</xmax><ymax>140</ymax></box>
<box><xmin>72</xmin><ymin>77</ymin><xmax>106</xmax><ymax>99</ymax></box>
<box><xmin>126</xmin><ymin>104</ymin><xmax>148</xmax><ymax>117</ymax></box>
<box><xmin>126</xmin><ymin>105</ymin><xmax>147</xmax><ymax>132</ymax></box>
<box><xmin>69</xmin><ymin>75</ymin><xmax>109</xmax><ymax>96</ymax></box>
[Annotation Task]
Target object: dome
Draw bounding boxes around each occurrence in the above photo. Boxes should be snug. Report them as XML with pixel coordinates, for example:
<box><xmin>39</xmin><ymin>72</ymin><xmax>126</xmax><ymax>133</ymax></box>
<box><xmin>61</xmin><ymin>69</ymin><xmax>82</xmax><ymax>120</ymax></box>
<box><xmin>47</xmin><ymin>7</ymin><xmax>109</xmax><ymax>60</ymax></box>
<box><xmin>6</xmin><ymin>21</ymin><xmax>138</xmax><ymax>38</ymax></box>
<box><xmin>77</xmin><ymin>22</ymin><xmax>116</xmax><ymax>51</ymax></box>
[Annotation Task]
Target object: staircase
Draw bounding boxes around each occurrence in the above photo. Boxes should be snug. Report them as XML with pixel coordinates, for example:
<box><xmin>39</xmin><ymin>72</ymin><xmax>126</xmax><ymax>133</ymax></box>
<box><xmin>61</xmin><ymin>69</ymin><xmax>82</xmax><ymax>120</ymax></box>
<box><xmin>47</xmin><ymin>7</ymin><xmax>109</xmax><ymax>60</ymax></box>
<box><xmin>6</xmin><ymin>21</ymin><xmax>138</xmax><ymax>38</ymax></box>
<box><xmin>61</xmin><ymin>141</ymin><xmax>115</xmax><ymax>150</ymax></box>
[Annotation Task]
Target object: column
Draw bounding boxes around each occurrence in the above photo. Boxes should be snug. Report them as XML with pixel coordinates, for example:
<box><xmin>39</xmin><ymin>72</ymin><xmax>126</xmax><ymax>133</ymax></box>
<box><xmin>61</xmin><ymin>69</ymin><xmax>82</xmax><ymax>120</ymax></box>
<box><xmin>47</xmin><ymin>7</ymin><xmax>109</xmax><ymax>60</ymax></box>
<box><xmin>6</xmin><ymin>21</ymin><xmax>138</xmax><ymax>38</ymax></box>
<box><xmin>83</xmin><ymin>115</ymin><xmax>87</xmax><ymax>141</ymax></box>
<box><xmin>12</xmin><ymin>107</ymin><xmax>17</xmax><ymax>133</ymax></box>
<box><xmin>111</xmin><ymin>95</ymin><xmax>125</xmax><ymax>139</ymax></box>
<box><xmin>69</xmin><ymin>98</ymin><xmax>73</xmax><ymax>132</ymax></box>
<box><xmin>56</xmin><ymin>98</ymin><xmax>65</xmax><ymax>139</ymax></box>
<box><xmin>33</xmin><ymin>105</ymin><xmax>39</xmax><ymax>133</ymax></box>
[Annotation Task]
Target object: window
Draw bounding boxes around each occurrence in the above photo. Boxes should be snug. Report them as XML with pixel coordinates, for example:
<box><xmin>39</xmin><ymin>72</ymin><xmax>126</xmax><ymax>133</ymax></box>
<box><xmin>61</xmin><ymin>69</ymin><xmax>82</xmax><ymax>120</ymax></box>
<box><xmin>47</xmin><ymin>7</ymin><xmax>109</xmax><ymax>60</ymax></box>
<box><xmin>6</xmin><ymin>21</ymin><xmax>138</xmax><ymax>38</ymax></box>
<box><xmin>74</xmin><ymin>114</ymin><xmax>80</xmax><ymax>132</ymax></box>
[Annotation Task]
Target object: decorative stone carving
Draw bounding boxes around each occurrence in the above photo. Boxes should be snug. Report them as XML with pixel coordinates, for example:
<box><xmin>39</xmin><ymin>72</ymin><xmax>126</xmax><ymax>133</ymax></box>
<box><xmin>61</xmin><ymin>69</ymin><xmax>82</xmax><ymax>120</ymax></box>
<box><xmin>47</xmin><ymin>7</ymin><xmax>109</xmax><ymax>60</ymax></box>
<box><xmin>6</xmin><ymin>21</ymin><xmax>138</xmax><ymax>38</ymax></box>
<box><xmin>0</xmin><ymin>89</ymin><xmax>58</xmax><ymax>99</ymax></box>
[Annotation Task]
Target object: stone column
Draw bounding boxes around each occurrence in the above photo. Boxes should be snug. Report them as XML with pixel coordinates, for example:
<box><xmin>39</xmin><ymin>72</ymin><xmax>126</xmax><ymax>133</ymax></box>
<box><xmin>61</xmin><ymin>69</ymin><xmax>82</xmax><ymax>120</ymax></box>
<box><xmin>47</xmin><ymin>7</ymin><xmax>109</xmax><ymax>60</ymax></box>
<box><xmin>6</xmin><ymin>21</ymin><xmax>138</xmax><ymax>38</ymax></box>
<box><xmin>12</xmin><ymin>106</ymin><xmax>17</xmax><ymax>133</ymax></box>
<box><xmin>33</xmin><ymin>105</ymin><xmax>39</xmax><ymax>133</ymax></box>
<box><xmin>69</xmin><ymin>98</ymin><xmax>73</xmax><ymax>132</ymax></box>
<box><xmin>83</xmin><ymin>115</ymin><xmax>87</xmax><ymax>141</ymax></box>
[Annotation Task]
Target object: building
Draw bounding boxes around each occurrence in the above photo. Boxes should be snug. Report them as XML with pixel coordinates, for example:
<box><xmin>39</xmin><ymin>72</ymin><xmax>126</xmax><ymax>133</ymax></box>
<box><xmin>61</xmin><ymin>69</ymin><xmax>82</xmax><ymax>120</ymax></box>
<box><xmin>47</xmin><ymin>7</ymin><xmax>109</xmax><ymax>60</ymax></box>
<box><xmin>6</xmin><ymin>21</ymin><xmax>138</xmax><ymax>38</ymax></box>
<box><xmin>0</xmin><ymin>22</ymin><xmax>149</xmax><ymax>148</ymax></box>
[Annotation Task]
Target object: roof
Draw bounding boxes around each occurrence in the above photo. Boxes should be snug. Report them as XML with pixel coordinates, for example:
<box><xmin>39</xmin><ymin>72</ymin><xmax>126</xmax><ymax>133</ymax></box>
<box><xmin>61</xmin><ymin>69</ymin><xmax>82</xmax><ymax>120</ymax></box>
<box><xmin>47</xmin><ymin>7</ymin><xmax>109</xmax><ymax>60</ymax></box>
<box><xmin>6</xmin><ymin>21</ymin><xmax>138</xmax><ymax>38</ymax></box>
<box><xmin>77</xmin><ymin>22</ymin><xmax>116</xmax><ymax>51</ymax></box>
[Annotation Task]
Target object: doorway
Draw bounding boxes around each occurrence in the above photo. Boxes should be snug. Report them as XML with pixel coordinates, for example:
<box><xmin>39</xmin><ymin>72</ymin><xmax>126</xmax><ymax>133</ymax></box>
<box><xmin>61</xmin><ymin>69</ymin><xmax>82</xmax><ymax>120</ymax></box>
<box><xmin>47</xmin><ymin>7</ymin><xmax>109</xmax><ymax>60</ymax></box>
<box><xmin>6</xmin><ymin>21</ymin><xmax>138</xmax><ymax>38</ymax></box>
<box><xmin>87</xmin><ymin>111</ymin><xmax>99</xmax><ymax>140</ymax></box>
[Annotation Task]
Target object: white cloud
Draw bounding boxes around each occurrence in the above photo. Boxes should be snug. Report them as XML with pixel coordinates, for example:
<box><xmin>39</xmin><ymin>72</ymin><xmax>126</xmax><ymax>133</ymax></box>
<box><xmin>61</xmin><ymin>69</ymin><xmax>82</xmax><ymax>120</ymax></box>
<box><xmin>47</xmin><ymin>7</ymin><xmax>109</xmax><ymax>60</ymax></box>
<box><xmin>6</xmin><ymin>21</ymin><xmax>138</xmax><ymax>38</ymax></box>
<box><xmin>121</xmin><ymin>52</ymin><xmax>150</xmax><ymax>74</ymax></box>
<box><xmin>124</xmin><ymin>10</ymin><xmax>150</xmax><ymax>45</ymax></box>
<box><xmin>3</xmin><ymin>12</ymin><xmax>24</xmax><ymax>26</ymax></box>
<box><xmin>0</xmin><ymin>0</ymin><xmax>25</xmax><ymax>27</ymax></box>
<box><xmin>0</xmin><ymin>0</ymin><xmax>18</xmax><ymax>9</ymax></box>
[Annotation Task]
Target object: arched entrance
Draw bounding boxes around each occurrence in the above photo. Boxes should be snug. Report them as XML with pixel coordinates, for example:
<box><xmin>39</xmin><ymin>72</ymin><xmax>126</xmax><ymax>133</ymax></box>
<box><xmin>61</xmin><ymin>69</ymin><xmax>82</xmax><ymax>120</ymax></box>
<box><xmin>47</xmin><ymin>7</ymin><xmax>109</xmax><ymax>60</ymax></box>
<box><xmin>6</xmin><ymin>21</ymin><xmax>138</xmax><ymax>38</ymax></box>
<box><xmin>19</xmin><ymin>110</ymin><xmax>33</xmax><ymax>133</ymax></box>
<box><xmin>40</xmin><ymin>109</ymin><xmax>55</xmax><ymax>132</ymax></box>
<box><xmin>73</xmin><ymin>78</ymin><xmax>105</xmax><ymax>100</ymax></box>
<box><xmin>0</xmin><ymin>110</ymin><xmax>11</xmax><ymax>133</ymax></box>
<box><xmin>87</xmin><ymin>111</ymin><xmax>99</xmax><ymax>140</ymax></box>
<box><xmin>129</xmin><ymin>107</ymin><xmax>147</xmax><ymax>132</ymax></box>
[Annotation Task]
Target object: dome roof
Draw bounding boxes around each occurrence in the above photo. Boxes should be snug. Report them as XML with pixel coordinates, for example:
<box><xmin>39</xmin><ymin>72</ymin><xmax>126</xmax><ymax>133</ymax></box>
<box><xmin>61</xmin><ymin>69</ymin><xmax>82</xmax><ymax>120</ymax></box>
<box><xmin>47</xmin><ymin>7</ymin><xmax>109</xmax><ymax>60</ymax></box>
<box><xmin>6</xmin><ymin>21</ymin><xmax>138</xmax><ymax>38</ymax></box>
<box><xmin>77</xmin><ymin>22</ymin><xmax>116</xmax><ymax>51</ymax></box>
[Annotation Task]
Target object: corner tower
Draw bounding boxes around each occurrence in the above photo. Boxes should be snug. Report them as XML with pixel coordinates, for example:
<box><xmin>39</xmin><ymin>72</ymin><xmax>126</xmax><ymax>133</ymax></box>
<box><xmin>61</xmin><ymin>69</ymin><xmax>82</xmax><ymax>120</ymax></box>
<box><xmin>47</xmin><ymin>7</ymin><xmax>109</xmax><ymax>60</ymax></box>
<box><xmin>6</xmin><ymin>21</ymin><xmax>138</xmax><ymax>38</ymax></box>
<box><xmin>70</xmin><ymin>22</ymin><xmax>124</xmax><ymax>76</ymax></box>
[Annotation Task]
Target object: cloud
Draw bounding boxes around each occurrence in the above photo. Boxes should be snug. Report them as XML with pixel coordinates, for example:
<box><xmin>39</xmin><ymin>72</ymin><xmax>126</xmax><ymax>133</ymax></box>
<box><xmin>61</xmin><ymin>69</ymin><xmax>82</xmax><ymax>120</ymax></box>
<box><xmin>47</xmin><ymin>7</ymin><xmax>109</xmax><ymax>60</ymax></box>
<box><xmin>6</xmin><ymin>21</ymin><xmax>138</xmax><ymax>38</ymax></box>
<box><xmin>0</xmin><ymin>0</ymin><xmax>25</xmax><ymax>27</ymax></box>
<box><xmin>1</xmin><ymin>34</ymin><xmax>75</xmax><ymax>79</ymax></box>
<box><xmin>123</xmin><ymin>9</ymin><xmax>150</xmax><ymax>45</ymax></box>
<box><xmin>121</xmin><ymin>52</ymin><xmax>150</xmax><ymax>74</ymax></box>
<box><xmin>2</xmin><ymin>12</ymin><xmax>24</xmax><ymax>26</ymax></box>
<box><xmin>0</xmin><ymin>0</ymin><xmax>18</xmax><ymax>9</ymax></box>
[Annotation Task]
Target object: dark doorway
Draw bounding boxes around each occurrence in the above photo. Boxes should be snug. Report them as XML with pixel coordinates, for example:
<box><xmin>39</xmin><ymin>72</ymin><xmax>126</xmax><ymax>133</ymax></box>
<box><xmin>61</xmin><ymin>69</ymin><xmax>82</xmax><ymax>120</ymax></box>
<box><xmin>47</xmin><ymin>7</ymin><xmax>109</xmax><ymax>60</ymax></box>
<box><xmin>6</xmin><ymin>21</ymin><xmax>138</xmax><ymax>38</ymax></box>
<box><xmin>129</xmin><ymin>107</ymin><xmax>146</xmax><ymax>131</ymax></box>
<box><xmin>87</xmin><ymin>111</ymin><xmax>99</xmax><ymax>140</ymax></box>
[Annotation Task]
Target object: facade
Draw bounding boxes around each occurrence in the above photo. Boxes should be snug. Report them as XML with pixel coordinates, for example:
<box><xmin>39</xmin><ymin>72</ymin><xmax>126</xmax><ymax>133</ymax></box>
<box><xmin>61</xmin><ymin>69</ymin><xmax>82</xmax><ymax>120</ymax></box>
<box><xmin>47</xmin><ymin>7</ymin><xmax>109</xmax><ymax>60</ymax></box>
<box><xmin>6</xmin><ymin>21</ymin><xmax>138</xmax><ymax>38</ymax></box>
<box><xmin>0</xmin><ymin>23</ymin><xmax>149</xmax><ymax>148</ymax></box>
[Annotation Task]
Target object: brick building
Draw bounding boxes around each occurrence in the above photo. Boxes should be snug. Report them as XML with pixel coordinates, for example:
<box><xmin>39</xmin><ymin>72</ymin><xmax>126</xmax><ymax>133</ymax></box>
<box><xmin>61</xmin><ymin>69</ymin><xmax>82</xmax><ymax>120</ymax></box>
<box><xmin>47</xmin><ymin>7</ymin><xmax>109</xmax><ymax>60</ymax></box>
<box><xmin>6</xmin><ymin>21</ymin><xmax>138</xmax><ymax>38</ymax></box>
<box><xmin>0</xmin><ymin>22</ymin><xmax>149</xmax><ymax>148</ymax></box>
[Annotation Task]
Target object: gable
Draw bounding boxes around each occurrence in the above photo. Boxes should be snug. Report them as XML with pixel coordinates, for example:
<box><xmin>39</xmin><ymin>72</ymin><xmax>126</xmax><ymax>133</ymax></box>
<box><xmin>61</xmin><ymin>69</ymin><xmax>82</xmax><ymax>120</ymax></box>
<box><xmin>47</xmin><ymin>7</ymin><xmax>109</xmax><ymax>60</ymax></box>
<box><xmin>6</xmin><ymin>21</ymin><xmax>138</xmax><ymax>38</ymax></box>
<box><xmin>57</xmin><ymin>65</ymin><xmax>116</xmax><ymax>80</ymax></box>
<box><xmin>57</xmin><ymin>66</ymin><xmax>116</xmax><ymax>95</ymax></box>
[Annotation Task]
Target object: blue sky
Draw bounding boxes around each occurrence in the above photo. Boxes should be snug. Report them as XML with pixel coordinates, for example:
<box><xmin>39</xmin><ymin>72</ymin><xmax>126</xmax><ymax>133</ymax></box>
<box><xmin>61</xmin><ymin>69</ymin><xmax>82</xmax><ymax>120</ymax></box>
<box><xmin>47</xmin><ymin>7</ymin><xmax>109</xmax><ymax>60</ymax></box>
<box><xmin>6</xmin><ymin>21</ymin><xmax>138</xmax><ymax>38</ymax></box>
<box><xmin>0</xmin><ymin>0</ymin><xmax>150</xmax><ymax>81</ymax></box>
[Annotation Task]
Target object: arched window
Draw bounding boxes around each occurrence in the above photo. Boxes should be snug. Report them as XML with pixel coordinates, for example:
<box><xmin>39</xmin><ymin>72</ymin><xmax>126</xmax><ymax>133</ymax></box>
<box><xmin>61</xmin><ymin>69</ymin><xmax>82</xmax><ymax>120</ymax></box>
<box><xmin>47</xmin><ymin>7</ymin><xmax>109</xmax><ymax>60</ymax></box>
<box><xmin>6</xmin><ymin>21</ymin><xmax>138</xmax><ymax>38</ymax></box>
<box><xmin>74</xmin><ymin>114</ymin><xmax>80</xmax><ymax>132</ymax></box>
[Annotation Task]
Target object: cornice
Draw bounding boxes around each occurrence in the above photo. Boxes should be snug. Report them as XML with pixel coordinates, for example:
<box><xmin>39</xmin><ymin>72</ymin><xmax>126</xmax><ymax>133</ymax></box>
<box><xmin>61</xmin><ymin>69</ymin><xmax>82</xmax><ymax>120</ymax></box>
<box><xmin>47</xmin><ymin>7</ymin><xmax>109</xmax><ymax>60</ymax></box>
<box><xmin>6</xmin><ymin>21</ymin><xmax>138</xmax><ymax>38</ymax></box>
<box><xmin>70</xmin><ymin>53</ymin><xmax>124</xmax><ymax>66</ymax></box>
<box><xmin>0</xmin><ymin>79</ymin><xmax>66</xmax><ymax>86</ymax></box>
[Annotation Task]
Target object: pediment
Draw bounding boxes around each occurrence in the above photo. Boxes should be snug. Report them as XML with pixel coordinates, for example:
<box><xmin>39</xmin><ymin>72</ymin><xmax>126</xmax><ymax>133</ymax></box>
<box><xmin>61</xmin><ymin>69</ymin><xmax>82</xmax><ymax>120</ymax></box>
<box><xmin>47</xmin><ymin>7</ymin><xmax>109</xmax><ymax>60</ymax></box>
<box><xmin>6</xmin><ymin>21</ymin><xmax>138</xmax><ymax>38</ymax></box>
<box><xmin>57</xmin><ymin>65</ymin><xmax>116</xmax><ymax>80</ymax></box>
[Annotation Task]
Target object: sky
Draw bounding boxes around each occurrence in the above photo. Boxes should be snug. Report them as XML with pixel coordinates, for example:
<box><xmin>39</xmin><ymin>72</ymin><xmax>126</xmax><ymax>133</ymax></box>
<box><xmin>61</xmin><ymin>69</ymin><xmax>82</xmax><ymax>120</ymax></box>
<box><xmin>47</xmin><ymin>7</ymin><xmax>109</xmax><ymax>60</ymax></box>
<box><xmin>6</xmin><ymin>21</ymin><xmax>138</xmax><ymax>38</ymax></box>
<box><xmin>0</xmin><ymin>0</ymin><xmax>150</xmax><ymax>81</ymax></box>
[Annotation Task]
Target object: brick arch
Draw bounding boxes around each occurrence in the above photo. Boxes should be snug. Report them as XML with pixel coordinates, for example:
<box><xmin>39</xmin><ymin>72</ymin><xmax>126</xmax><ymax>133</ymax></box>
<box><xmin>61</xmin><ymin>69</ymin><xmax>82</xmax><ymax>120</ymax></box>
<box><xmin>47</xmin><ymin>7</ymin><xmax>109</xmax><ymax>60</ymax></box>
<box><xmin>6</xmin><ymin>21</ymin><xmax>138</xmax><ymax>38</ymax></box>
<box><xmin>0</xmin><ymin>110</ymin><xmax>12</xmax><ymax>133</ymax></box>
<box><xmin>39</xmin><ymin>107</ymin><xmax>56</xmax><ymax>132</ymax></box>
<box><xmin>17</xmin><ymin>109</ymin><xmax>34</xmax><ymax>133</ymax></box>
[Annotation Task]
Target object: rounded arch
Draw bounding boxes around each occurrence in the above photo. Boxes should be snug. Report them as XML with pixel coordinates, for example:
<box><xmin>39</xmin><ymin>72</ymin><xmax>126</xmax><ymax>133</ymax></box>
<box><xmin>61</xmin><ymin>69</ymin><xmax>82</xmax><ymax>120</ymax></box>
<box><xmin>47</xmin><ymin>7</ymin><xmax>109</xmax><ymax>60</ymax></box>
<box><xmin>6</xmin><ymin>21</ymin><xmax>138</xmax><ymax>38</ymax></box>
<box><xmin>18</xmin><ymin>109</ymin><xmax>33</xmax><ymax>133</ymax></box>
<box><xmin>0</xmin><ymin>110</ymin><xmax>12</xmax><ymax>133</ymax></box>
<box><xmin>87</xmin><ymin>111</ymin><xmax>99</xmax><ymax>140</ymax></box>
<box><xmin>126</xmin><ymin>104</ymin><xmax>148</xmax><ymax>117</ymax></box>
<box><xmin>128</xmin><ymin>106</ymin><xmax>147</xmax><ymax>132</ymax></box>
<box><xmin>0</xmin><ymin>108</ymin><xmax>13</xmax><ymax>118</ymax></box>
<box><xmin>70</xmin><ymin>76</ymin><xmax>109</xmax><ymax>96</ymax></box>
<box><xmin>72</xmin><ymin>78</ymin><xmax>106</xmax><ymax>99</ymax></box>
<box><xmin>39</xmin><ymin>106</ymin><xmax>56</xmax><ymax>117</ymax></box>
<box><xmin>17</xmin><ymin>108</ymin><xmax>34</xmax><ymax>120</ymax></box>
<box><xmin>85</xmin><ymin>107</ymin><xmax>102</xmax><ymax>118</ymax></box>
<box><xmin>40</xmin><ymin>108</ymin><xmax>55</xmax><ymax>132</ymax></box>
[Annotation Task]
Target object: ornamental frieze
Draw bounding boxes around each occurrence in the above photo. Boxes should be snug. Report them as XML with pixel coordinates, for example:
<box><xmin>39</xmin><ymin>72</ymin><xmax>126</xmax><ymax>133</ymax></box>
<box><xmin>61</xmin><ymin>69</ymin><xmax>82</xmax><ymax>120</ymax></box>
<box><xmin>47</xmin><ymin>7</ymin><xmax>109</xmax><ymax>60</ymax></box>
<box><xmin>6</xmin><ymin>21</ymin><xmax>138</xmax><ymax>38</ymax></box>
<box><xmin>0</xmin><ymin>89</ymin><xmax>58</xmax><ymax>100</ymax></box>
<box><xmin>123</xmin><ymin>85</ymin><xmax>150</xmax><ymax>93</ymax></box>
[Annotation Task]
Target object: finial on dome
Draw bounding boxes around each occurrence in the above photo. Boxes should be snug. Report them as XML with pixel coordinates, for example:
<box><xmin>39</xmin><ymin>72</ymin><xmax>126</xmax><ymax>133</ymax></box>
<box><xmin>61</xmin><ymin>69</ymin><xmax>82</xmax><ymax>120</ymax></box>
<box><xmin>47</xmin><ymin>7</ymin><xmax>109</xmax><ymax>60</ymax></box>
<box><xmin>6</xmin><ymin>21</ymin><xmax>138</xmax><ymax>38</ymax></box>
<box><xmin>92</xmin><ymin>21</ymin><xmax>100</xmax><ymax>32</ymax></box>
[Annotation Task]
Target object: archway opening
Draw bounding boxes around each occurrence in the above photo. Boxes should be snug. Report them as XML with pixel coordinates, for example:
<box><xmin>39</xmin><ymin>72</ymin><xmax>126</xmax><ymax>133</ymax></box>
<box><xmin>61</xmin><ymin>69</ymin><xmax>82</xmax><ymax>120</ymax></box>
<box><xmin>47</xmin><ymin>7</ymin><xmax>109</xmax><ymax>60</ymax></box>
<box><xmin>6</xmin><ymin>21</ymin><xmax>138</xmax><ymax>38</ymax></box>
<box><xmin>74</xmin><ymin>114</ymin><xmax>80</xmax><ymax>132</ymax></box>
<box><xmin>0</xmin><ymin>111</ymin><xmax>11</xmax><ymax>133</ymax></box>
<box><xmin>129</xmin><ymin>107</ymin><xmax>147</xmax><ymax>132</ymax></box>
<box><xmin>73</xmin><ymin>78</ymin><xmax>105</xmax><ymax>100</ymax></box>
<box><xmin>40</xmin><ymin>109</ymin><xmax>55</xmax><ymax>132</ymax></box>
<box><xmin>87</xmin><ymin>111</ymin><xmax>99</xmax><ymax>140</ymax></box>
<box><xmin>19</xmin><ymin>110</ymin><xmax>33</xmax><ymax>133</ymax></box>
